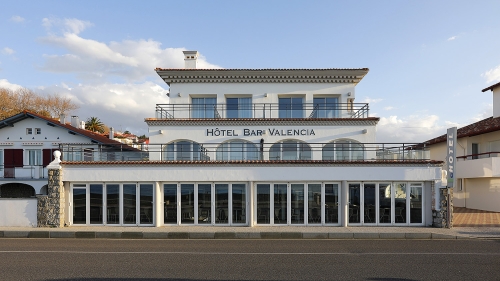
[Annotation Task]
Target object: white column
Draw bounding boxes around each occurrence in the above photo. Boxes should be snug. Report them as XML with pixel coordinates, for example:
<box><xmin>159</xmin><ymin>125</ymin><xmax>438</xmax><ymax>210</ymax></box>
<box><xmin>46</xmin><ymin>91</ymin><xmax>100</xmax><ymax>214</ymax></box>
<box><xmin>249</xmin><ymin>181</ymin><xmax>254</xmax><ymax>226</ymax></box>
<box><xmin>341</xmin><ymin>180</ymin><xmax>348</xmax><ymax>227</ymax></box>
<box><xmin>154</xmin><ymin>181</ymin><xmax>162</xmax><ymax>227</ymax></box>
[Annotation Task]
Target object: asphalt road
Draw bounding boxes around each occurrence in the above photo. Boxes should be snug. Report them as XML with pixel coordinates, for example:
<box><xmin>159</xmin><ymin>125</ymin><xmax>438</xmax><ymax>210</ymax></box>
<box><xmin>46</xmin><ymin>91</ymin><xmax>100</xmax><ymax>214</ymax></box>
<box><xmin>0</xmin><ymin>239</ymin><xmax>499</xmax><ymax>281</ymax></box>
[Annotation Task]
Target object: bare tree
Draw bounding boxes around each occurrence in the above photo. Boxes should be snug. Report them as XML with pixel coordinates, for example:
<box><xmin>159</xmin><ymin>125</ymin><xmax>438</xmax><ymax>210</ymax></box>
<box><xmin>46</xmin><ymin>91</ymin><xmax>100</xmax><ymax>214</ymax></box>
<box><xmin>0</xmin><ymin>87</ymin><xmax>80</xmax><ymax>120</ymax></box>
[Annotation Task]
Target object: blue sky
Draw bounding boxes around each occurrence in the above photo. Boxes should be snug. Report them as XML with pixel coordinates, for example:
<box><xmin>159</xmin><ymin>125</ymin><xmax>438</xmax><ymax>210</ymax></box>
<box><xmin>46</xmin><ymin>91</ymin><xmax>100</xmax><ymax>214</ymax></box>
<box><xmin>1</xmin><ymin>0</ymin><xmax>500</xmax><ymax>142</ymax></box>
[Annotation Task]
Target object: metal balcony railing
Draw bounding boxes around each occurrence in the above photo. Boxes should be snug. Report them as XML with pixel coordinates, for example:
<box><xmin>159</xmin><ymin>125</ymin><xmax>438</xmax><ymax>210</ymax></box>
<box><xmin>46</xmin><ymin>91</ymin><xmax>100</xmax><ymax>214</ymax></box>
<box><xmin>0</xmin><ymin>165</ymin><xmax>47</xmax><ymax>179</ymax></box>
<box><xmin>154</xmin><ymin>103</ymin><xmax>369</xmax><ymax>119</ymax></box>
<box><xmin>57</xmin><ymin>142</ymin><xmax>430</xmax><ymax>163</ymax></box>
<box><xmin>457</xmin><ymin>151</ymin><xmax>500</xmax><ymax>161</ymax></box>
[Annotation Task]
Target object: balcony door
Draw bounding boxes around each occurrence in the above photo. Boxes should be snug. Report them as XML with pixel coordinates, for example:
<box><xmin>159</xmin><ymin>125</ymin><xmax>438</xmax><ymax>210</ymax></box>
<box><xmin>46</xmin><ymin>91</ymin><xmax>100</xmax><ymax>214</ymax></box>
<box><xmin>192</xmin><ymin>97</ymin><xmax>217</xmax><ymax>118</ymax></box>
<box><xmin>279</xmin><ymin>97</ymin><xmax>303</xmax><ymax>118</ymax></box>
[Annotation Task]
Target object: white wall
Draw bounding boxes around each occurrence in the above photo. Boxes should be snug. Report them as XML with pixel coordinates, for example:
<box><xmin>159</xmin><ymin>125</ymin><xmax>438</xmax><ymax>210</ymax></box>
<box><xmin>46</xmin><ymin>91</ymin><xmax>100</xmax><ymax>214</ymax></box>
<box><xmin>61</xmin><ymin>164</ymin><xmax>441</xmax><ymax>182</ymax></box>
<box><xmin>169</xmin><ymin>82</ymin><xmax>356</xmax><ymax>105</ymax></box>
<box><xmin>0</xmin><ymin>198</ymin><xmax>37</xmax><ymax>227</ymax></box>
<box><xmin>463</xmin><ymin>177</ymin><xmax>500</xmax><ymax>212</ymax></box>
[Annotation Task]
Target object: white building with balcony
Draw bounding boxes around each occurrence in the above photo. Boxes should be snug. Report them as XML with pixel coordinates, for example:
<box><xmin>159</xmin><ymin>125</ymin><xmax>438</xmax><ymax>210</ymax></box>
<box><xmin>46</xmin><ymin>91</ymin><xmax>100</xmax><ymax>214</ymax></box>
<box><xmin>426</xmin><ymin>81</ymin><xmax>500</xmax><ymax>212</ymax></box>
<box><xmin>0</xmin><ymin>111</ymin><xmax>130</xmax><ymax>226</ymax></box>
<box><xmin>57</xmin><ymin>51</ymin><xmax>443</xmax><ymax>228</ymax></box>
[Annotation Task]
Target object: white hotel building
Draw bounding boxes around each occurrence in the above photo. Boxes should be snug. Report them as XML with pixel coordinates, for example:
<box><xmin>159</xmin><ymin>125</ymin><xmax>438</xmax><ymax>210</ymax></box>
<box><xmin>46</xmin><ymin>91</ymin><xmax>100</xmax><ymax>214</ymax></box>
<box><xmin>59</xmin><ymin>51</ymin><xmax>443</xmax><ymax>227</ymax></box>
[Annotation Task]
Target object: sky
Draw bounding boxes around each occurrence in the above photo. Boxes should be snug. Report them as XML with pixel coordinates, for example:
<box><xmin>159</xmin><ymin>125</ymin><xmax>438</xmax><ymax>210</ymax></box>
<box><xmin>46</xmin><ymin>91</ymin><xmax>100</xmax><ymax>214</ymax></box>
<box><xmin>1</xmin><ymin>0</ymin><xmax>500</xmax><ymax>142</ymax></box>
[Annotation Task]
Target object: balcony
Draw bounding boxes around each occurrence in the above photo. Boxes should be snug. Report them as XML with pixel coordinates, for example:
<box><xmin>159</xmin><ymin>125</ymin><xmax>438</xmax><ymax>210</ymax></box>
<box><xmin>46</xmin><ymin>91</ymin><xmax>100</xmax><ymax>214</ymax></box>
<box><xmin>457</xmin><ymin>152</ymin><xmax>500</xmax><ymax>178</ymax></box>
<box><xmin>154</xmin><ymin>103</ymin><xmax>369</xmax><ymax>119</ymax></box>
<box><xmin>58</xmin><ymin>142</ymin><xmax>431</xmax><ymax>163</ymax></box>
<box><xmin>0</xmin><ymin>165</ymin><xmax>47</xmax><ymax>180</ymax></box>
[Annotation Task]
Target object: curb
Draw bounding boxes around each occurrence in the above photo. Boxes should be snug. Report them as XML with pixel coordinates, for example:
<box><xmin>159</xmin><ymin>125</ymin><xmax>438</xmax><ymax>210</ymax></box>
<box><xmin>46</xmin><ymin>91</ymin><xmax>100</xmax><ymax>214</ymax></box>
<box><xmin>0</xmin><ymin>230</ymin><xmax>476</xmax><ymax>240</ymax></box>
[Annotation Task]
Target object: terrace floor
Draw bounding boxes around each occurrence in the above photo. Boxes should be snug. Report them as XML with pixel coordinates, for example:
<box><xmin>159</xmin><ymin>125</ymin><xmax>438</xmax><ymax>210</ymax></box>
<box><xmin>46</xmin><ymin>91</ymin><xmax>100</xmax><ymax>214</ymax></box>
<box><xmin>454</xmin><ymin>207</ymin><xmax>500</xmax><ymax>227</ymax></box>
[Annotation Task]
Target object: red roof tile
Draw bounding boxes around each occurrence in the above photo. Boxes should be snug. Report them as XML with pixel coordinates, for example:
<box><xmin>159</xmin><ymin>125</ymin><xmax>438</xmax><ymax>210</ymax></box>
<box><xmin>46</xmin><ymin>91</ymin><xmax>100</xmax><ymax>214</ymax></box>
<box><xmin>425</xmin><ymin>116</ymin><xmax>500</xmax><ymax>145</ymax></box>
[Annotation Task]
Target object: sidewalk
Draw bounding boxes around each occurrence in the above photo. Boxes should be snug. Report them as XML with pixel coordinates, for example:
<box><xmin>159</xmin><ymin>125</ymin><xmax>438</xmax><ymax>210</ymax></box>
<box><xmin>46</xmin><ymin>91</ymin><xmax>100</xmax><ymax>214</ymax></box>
<box><xmin>1</xmin><ymin>226</ymin><xmax>499</xmax><ymax>239</ymax></box>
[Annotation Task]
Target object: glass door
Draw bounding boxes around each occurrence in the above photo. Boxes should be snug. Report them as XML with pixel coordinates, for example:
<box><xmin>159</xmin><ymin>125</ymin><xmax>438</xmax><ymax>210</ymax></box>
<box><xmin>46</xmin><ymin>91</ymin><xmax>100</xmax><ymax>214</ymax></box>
<box><xmin>257</xmin><ymin>184</ymin><xmax>271</xmax><ymax>224</ymax></box>
<box><xmin>215</xmin><ymin>184</ymin><xmax>229</xmax><ymax>224</ymax></box>
<box><xmin>197</xmin><ymin>184</ymin><xmax>212</xmax><ymax>224</ymax></box>
<box><xmin>164</xmin><ymin>184</ymin><xmax>177</xmax><ymax>224</ymax></box>
<box><xmin>394</xmin><ymin>183</ymin><xmax>407</xmax><ymax>224</ymax></box>
<box><xmin>348</xmin><ymin>183</ymin><xmax>361</xmax><ymax>224</ymax></box>
<box><xmin>181</xmin><ymin>184</ymin><xmax>195</xmax><ymax>224</ymax></box>
<box><xmin>123</xmin><ymin>184</ymin><xmax>136</xmax><ymax>225</ymax></box>
<box><xmin>273</xmin><ymin>184</ymin><xmax>287</xmax><ymax>224</ymax></box>
<box><xmin>363</xmin><ymin>183</ymin><xmax>376</xmax><ymax>224</ymax></box>
<box><xmin>89</xmin><ymin>184</ymin><xmax>103</xmax><ymax>225</ymax></box>
<box><xmin>410</xmin><ymin>183</ymin><xmax>423</xmax><ymax>224</ymax></box>
<box><xmin>324</xmin><ymin>183</ymin><xmax>339</xmax><ymax>224</ymax></box>
<box><xmin>232</xmin><ymin>184</ymin><xmax>246</xmax><ymax>224</ymax></box>
<box><xmin>307</xmin><ymin>184</ymin><xmax>321</xmax><ymax>224</ymax></box>
<box><xmin>106</xmin><ymin>184</ymin><xmax>120</xmax><ymax>225</ymax></box>
<box><xmin>139</xmin><ymin>184</ymin><xmax>154</xmax><ymax>225</ymax></box>
<box><xmin>72</xmin><ymin>185</ymin><xmax>87</xmax><ymax>225</ymax></box>
<box><xmin>291</xmin><ymin>184</ymin><xmax>304</xmax><ymax>224</ymax></box>
<box><xmin>378</xmin><ymin>183</ymin><xmax>392</xmax><ymax>224</ymax></box>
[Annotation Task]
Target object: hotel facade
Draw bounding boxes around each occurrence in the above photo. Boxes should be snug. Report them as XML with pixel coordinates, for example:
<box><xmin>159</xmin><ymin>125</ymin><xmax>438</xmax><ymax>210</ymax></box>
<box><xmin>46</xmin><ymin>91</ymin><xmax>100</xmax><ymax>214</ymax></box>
<box><xmin>49</xmin><ymin>51</ymin><xmax>444</xmax><ymax>227</ymax></box>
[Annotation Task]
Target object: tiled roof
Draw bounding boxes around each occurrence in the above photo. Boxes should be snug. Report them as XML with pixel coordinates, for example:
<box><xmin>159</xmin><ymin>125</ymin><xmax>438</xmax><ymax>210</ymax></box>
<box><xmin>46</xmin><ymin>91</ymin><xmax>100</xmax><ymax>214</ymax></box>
<box><xmin>425</xmin><ymin>116</ymin><xmax>500</xmax><ymax>145</ymax></box>
<box><xmin>482</xmin><ymin>81</ymin><xmax>500</xmax><ymax>92</ymax></box>
<box><xmin>154</xmin><ymin>68</ymin><xmax>369</xmax><ymax>71</ymax></box>
<box><xmin>62</xmin><ymin>159</ymin><xmax>443</xmax><ymax>166</ymax></box>
<box><xmin>0</xmin><ymin>110</ymin><xmax>126</xmax><ymax>146</ymax></box>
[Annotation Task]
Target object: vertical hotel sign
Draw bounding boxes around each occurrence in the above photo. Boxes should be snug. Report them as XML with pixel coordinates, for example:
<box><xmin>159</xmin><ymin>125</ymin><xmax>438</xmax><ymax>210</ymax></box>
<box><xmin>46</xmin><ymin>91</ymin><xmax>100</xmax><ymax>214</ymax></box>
<box><xmin>446</xmin><ymin>127</ymin><xmax>457</xmax><ymax>188</ymax></box>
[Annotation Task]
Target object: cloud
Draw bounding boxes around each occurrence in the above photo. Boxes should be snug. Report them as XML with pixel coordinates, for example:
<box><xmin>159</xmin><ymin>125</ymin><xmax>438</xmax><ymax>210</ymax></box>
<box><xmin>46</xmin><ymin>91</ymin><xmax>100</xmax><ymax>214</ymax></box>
<box><xmin>383</xmin><ymin>106</ymin><xmax>394</xmax><ymax>111</ymax></box>
<box><xmin>38</xmin><ymin>81</ymin><xmax>169</xmax><ymax>135</ymax></box>
<box><xmin>483</xmin><ymin>65</ymin><xmax>500</xmax><ymax>84</ymax></box>
<box><xmin>0</xmin><ymin>79</ymin><xmax>23</xmax><ymax>91</ymax></box>
<box><xmin>447</xmin><ymin>36</ymin><xmax>457</xmax><ymax>41</ymax></box>
<box><xmin>42</xmin><ymin>17</ymin><xmax>93</xmax><ymax>35</ymax></box>
<box><xmin>10</xmin><ymin>15</ymin><xmax>25</xmax><ymax>23</ymax></box>
<box><xmin>33</xmin><ymin>17</ymin><xmax>218</xmax><ymax>135</ymax></box>
<box><xmin>39</xmin><ymin>32</ymin><xmax>221</xmax><ymax>83</ymax></box>
<box><xmin>376</xmin><ymin>114</ymin><xmax>444</xmax><ymax>143</ymax></box>
<box><xmin>1</xmin><ymin>47</ymin><xmax>15</xmax><ymax>55</ymax></box>
<box><xmin>361</xmin><ymin>97</ymin><xmax>382</xmax><ymax>104</ymax></box>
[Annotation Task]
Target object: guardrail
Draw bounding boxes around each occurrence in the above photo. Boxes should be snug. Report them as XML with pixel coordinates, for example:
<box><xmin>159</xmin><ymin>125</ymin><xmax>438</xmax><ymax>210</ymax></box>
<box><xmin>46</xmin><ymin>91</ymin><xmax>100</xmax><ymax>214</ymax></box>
<box><xmin>0</xmin><ymin>165</ymin><xmax>47</xmax><ymax>179</ymax></box>
<box><xmin>457</xmin><ymin>151</ymin><xmax>500</xmax><ymax>161</ymax></box>
<box><xmin>57</xmin><ymin>142</ymin><xmax>429</xmax><ymax>162</ymax></box>
<box><xmin>155</xmin><ymin>103</ymin><xmax>369</xmax><ymax>119</ymax></box>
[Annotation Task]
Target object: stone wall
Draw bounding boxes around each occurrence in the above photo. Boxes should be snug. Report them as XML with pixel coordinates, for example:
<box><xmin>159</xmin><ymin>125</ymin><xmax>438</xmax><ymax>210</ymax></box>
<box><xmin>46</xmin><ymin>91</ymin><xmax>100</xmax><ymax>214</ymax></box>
<box><xmin>432</xmin><ymin>187</ymin><xmax>453</xmax><ymax>228</ymax></box>
<box><xmin>37</xmin><ymin>169</ymin><xmax>65</xmax><ymax>227</ymax></box>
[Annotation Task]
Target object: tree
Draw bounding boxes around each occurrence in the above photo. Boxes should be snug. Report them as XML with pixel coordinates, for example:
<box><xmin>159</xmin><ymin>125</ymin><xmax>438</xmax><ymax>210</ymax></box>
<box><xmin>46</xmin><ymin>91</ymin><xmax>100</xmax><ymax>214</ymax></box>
<box><xmin>0</xmin><ymin>87</ymin><xmax>79</xmax><ymax>119</ymax></box>
<box><xmin>85</xmin><ymin>117</ymin><xmax>105</xmax><ymax>133</ymax></box>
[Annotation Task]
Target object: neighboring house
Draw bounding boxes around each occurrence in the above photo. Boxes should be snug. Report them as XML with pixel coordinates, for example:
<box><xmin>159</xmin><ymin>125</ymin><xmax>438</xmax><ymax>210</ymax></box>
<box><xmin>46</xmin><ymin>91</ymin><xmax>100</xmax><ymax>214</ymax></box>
<box><xmin>55</xmin><ymin>51</ymin><xmax>442</xmax><ymax>227</ymax></box>
<box><xmin>0</xmin><ymin>111</ymin><xmax>134</xmax><ymax>226</ymax></box>
<box><xmin>425</xmin><ymin>81</ymin><xmax>500</xmax><ymax>212</ymax></box>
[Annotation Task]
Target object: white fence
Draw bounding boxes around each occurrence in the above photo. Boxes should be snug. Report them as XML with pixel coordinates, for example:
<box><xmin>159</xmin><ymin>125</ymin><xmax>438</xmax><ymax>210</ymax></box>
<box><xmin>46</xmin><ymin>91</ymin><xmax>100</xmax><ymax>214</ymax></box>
<box><xmin>0</xmin><ymin>198</ymin><xmax>37</xmax><ymax>227</ymax></box>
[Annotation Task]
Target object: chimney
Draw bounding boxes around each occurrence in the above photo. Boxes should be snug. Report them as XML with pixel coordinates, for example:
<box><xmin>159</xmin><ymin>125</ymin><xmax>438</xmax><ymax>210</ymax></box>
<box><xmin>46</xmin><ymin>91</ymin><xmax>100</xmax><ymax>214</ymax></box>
<box><xmin>71</xmin><ymin>116</ymin><xmax>79</xmax><ymax>128</ymax></box>
<box><xmin>59</xmin><ymin>114</ymin><xmax>66</xmax><ymax>124</ymax></box>
<box><xmin>109</xmin><ymin>127</ymin><xmax>114</xmax><ymax>140</ymax></box>
<box><xmin>183</xmin><ymin>50</ymin><xmax>198</xmax><ymax>69</ymax></box>
<box><xmin>80</xmin><ymin>121</ymin><xmax>86</xmax><ymax>130</ymax></box>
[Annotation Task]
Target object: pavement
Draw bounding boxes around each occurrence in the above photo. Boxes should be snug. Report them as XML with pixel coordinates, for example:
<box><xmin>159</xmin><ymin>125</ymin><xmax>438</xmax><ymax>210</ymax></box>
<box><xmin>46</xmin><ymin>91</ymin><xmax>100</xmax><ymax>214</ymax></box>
<box><xmin>2</xmin><ymin>207</ymin><xmax>499</xmax><ymax>240</ymax></box>
<box><xmin>1</xmin><ymin>225</ymin><xmax>499</xmax><ymax>240</ymax></box>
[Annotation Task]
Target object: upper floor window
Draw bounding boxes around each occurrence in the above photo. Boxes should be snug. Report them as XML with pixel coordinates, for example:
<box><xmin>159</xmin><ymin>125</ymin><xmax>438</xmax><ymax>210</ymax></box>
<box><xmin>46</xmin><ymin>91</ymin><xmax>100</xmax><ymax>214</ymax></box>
<box><xmin>322</xmin><ymin>140</ymin><xmax>364</xmax><ymax>160</ymax></box>
<box><xmin>164</xmin><ymin>140</ymin><xmax>209</xmax><ymax>161</ymax></box>
<box><xmin>26</xmin><ymin>128</ymin><xmax>33</xmax><ymax>135</ymax></box>
<box><xmin>270</xmin><ymin>140</ymin><xmax>311</xmax><ymax>160</ymax></box>
<box><xmin>312</xmin><ymin>97</ymin><xmax>339</xmax><ymax>118</ymax></box>
<box><xmin>216</xmin><ymin>140</ymin><xmax>259</xmax><ymax>160</ymax></box>
<box><xmin>27</xmin><ymin>149</ymin><xmax>42</xmax><ymax>166</ymax></box>
<box><xmin>226</xmin><ymin>97</ymin><xmax>252</xmax><ymax>118</ymax></box>
<box><xmin>35</xmin><ymin>128</ymin><xmax>41</xmax><ymax>134</ymax></box>
<box><xmin>279</xmin><ymin>97</ymin><xmax>303</xmax><ymax>118</ymax></box>
<box><xmin>192</xmin><ymin>97</ymin><xmax>217</xmax><ymax>118</ymax></box>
